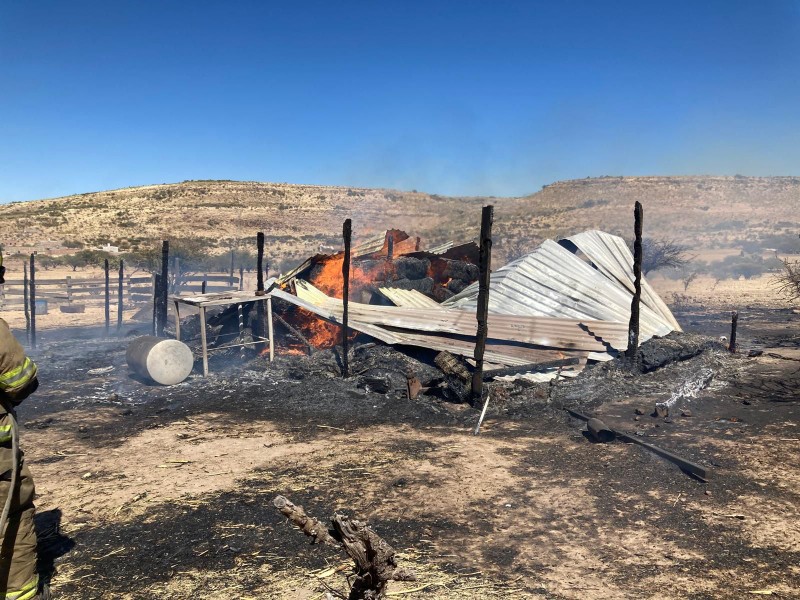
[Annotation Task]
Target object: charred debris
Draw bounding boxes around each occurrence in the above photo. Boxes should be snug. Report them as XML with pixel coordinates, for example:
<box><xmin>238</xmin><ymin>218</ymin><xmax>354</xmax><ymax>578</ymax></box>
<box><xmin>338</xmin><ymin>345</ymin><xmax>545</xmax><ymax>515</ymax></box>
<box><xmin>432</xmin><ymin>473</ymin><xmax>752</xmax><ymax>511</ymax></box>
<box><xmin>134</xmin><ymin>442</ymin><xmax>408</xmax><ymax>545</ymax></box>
<box><xmin>160</xmin><ymin>208</ymin><xmax>736</xmax><ymax>438</ymax></box>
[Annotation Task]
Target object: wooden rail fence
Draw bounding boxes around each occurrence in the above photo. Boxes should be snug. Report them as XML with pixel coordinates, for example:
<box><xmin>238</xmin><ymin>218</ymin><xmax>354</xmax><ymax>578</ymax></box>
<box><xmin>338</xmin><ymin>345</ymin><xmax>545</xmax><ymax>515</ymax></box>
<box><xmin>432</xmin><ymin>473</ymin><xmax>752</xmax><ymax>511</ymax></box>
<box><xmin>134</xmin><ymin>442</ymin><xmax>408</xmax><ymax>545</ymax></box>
<box><xmin>0</xmin><ymin>273</ymin><xmax>240</xmax><ymax>310</ymax></box>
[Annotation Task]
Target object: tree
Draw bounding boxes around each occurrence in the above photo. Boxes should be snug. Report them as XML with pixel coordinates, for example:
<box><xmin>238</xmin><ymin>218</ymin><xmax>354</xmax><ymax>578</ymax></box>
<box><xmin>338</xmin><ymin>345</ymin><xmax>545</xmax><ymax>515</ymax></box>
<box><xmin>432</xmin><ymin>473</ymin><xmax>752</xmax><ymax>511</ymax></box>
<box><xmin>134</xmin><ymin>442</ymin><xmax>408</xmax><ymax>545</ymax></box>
<box><xmin>776</xmin><ymin>258</ymin><xmax>800</xmax><ymax>301</ymax></box>
<box><xmin>640</xmin><ymin>238</ymin><xmax>691</xmax><ymax>275</ymax></box>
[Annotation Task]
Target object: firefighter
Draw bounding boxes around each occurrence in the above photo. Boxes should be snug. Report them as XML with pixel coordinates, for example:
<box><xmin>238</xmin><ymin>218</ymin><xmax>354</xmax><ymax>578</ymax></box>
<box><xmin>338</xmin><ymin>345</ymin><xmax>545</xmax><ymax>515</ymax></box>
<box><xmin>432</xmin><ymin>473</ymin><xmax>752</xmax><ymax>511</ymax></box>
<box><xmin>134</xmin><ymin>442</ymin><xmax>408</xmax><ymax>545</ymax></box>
<box><xmin>0</xmin><ymin>252</ymin><xmax>45</xmax><ymax>600</ymax></box>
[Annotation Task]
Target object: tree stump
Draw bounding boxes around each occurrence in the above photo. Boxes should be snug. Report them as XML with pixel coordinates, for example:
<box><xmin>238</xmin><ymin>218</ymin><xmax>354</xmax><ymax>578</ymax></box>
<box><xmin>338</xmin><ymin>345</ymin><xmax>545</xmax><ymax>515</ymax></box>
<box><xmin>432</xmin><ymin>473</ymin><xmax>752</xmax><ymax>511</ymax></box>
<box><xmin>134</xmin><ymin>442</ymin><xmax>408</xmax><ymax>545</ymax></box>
<box><xmin>273</xmin><ymin>496</ymin><xmax>415</xmax><ymax>599</ymax></box>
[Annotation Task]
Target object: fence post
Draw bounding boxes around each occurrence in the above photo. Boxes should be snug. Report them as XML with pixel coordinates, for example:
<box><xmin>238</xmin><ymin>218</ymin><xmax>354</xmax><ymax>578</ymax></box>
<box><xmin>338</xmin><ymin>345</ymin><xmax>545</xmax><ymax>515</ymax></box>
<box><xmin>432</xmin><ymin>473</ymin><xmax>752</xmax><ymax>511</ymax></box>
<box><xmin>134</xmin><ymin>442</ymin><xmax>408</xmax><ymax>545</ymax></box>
<box><xmin>158</xmin><ymin>241</ymin><xmax>169</xmax><ymax>335</ymax></box>
<box><xmin>23</xmin><ymin>262</ymin><xmax>30</xmax><ymax>344</ymax></box>
<box><xmin>65</xmin><ymin>275</ymin><xmax>73</xmax><ymax>305</ymax></box>
<box><xmin>104</xmin><ymin>259</ymin><xmax>110</xmax><ymax>336</ymax></box>
<box><xmin>626</xmin><ymin>201</ymin><xmax>644</xmax><ymax>369</ymax></box>
<box><xmin>118</xmin><ymin>260</ymin><xmax>124</xmax><ymax>333</ymax></box>
<box><xmin>229</xmin><ymin>248</ymin><xmax>235</xmax><ymax>288</ymax></box>
<box><xmin>342</xmin><ymin>219</ymin><xmax>352</xmax><ymax>378</ymax></box>
<box><xmin>29</xmin><ymin>254</ymin><xmax>36</xmax><ymax>349</ymax></box>
<box><xmin>471</xmin><ymin>205</ymin><xmax>494</xmax><ymax>404</ymax></box>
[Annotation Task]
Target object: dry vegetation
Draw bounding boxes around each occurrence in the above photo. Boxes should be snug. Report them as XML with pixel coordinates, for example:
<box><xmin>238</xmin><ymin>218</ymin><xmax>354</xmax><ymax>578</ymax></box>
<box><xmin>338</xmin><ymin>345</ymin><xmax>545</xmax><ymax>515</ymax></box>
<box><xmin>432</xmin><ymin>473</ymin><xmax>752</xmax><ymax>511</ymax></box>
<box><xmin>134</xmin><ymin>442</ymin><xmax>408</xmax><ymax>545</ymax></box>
<box><xmin>2</xmin><ymin>176</ymin><xmax>798</xmax><ymax>270</ymax></box>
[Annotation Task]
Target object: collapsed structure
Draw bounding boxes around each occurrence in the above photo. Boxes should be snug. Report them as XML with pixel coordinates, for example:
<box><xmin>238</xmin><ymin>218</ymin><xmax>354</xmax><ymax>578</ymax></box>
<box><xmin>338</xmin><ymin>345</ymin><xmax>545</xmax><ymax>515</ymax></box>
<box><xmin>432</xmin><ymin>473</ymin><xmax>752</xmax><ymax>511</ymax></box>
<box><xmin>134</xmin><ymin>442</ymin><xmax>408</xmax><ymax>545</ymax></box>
<box><xmin>273</xmin><ymin>229</ymin><xmax>680</xmax><ymax>378</ymax></box>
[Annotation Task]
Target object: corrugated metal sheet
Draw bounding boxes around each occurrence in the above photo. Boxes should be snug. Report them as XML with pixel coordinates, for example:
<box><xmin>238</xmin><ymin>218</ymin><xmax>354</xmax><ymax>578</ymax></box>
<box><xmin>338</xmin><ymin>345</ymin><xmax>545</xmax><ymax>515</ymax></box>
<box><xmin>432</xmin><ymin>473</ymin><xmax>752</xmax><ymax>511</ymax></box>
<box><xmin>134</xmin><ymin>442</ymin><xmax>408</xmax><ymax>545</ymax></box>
<box><xmin>567</xmin><ymin>230</ymin><xmax>682</xmax><ymax>332</ymax></box>
<box><xmin>425</xmin><ymin>241</ymin><xmax>455</xmax><ymax>254</ymax></box>
<box><xmin>294</xmin><ymin>280</ymin><xmax>628</xmax><ymax>352</ymax></box>
<box><xmin>443</xmin><ymin>232</ymin><xmax>677</xmax><ymax>342</ymax></box>
<box><xmin>377</xmin><ymin>288</ymin><xmax>442</xmax><ymax>309</ymax></box>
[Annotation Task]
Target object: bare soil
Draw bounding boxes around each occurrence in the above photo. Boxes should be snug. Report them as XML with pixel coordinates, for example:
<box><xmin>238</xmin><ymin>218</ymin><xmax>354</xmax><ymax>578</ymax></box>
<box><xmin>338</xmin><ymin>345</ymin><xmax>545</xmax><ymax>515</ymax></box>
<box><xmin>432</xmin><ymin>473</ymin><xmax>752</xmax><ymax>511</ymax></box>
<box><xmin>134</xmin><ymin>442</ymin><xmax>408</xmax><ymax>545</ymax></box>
<box><xmin>7</xmin><ymin>299</ymin><xmax>799</xmax><ymax>599</ymax></box>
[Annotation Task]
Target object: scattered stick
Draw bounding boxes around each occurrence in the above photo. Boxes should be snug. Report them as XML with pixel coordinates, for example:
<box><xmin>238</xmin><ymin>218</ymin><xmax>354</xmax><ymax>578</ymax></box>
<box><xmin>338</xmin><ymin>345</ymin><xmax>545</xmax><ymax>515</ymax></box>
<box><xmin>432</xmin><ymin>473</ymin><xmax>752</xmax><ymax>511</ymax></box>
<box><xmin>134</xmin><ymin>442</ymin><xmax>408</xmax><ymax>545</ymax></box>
<box><xmin>316</xmin><ymin>425</ymin><xmax>346</xmax><ymax>432</ymax></box>
<box><xmin>473</xmin><ymin>392</ymin><xmax>491</xmax><ymax>436</ymax></box>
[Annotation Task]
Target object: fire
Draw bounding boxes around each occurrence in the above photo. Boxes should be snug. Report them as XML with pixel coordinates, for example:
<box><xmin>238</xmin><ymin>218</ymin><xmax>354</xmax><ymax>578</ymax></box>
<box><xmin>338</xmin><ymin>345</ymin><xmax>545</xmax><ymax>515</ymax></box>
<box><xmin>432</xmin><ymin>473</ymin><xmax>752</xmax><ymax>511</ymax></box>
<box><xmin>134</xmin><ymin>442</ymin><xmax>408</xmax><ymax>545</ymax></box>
<box><xmin>309</xmin><ymin>255</ymin><xmax>395</xmax><ymax>299</ymax></box>
<box><xmin>282</xmin><ymin>255</ymin><xmax>392</xmax><ymax>350</ymax></box>
<box><xmin>297</xmin><ymin>308</ymin><xmax>344</xmax><ymax>347</ymax></box>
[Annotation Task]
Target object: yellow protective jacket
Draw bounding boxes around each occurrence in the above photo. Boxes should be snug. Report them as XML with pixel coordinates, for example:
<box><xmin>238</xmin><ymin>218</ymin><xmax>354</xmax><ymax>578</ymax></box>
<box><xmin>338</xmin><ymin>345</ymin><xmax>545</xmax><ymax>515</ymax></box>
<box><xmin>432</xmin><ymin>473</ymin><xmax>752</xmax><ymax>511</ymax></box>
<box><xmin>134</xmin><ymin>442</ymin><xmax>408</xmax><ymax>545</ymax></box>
<box><xmin>0</xmin><ymin>319</ymin><xmax>38</xmax><ymax>418</ymax></box>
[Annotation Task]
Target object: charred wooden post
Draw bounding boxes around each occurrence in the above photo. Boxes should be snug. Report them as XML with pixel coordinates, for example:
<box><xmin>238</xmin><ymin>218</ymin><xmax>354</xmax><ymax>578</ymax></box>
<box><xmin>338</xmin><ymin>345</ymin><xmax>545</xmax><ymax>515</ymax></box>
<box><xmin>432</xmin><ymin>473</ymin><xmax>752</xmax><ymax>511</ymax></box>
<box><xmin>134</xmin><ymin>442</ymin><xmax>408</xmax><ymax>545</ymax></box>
<box><xmin>626</xmin><ymin>201</ymin><xmax>643</xmax><ymax>369</ymax></box>
<box><xmin>342</xmin><ymin>218</ymin><xmax>352</xmax><ymax>378</ymax></box>
<box><xmin>238</xmin><ymin>266</ymin><xmax>244</xmax><ymax>291</ymax></box>
<box><xmin>255</xmin><ymin>231</ymin><xmax>266</xmax><ymax>344</ymax></box>
<box><xmin>158</xmin><ymin>241</ymin><xmax>169</xmax><ymax>337</ymax></box>
<box><xmin>471</xmin><ymin>205</ymin><xmax>493</xmax><ymax>403</ymax></box>
<box><xmin>386</xmin><ymin>233</ymin><xmax>394</xmax><ymax>261</ymax></box>
<box><xmin>117</xmin><ymin>260</ymin><xmax>124</xmax><ymax>333</ymax></box>
<box><xmin>201</xmin><ymin>277</ymin><xmax>207</xmax><ymax>295</ymax></box>
<box><xmin>23</xmin><ymin>262</ymin><xmax>30</xmax><ymax>344</ymax></box>
<box><xmin>273</xmin><ymin>495</ymin><xmax>415</xmax><ymax>600</ymax></box>
<box><xmin>29</xmin><ymin>254</ymin><xmax>36</xmax><ymax>349</ymax></box>
<box><xmin>104</xmin><ymin>258</ymin><xmax>110</xmax><ymax>336</ymax></box>
<box><xmin>256</xmin><ymin>231</ymin><xmax>265</xmax><ymax>294</ymax></box>
<box><xmin>729</xmin><ymin>311</ymin><xmax>738</xmax><ymax>352</ymax></box>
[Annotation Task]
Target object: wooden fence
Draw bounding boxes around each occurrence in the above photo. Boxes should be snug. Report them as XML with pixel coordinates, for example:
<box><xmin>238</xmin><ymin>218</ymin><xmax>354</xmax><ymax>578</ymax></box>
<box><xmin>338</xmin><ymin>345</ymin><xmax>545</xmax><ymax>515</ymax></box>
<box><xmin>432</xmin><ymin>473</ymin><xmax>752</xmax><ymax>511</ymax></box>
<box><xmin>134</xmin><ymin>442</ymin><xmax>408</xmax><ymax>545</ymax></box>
<box><xmin>0</xmin><ymin>272</ymin><xmax>240</xmax><ymax>311</ymax></box>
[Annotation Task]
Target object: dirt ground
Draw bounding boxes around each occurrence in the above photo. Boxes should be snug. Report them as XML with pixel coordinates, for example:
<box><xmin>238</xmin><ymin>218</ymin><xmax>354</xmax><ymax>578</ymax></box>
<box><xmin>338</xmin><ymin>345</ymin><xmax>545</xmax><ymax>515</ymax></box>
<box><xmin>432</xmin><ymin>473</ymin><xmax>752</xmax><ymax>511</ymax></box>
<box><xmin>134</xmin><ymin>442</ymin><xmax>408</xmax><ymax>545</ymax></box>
<box><xmin>5</xmin><ymin>292</ymin><xmax>800</xmax><ymax>599</ymax></box>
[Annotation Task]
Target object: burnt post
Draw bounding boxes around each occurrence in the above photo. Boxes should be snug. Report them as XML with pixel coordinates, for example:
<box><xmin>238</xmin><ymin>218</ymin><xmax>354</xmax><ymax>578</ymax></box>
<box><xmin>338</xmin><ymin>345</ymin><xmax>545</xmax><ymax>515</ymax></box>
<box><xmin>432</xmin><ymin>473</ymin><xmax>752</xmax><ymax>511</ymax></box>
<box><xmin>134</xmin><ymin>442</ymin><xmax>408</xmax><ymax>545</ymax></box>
<box><xmin>117</xmin><ymin>260</ymin><xmax>124</xmax><ymax>333</ymax></box>
<box><xmin>256</xmin><ymin>232</ymin><xmax>265</xmax><ymax>293</ymax></box>
<box><xmin>342</xmin><ymin>218</ymin><xmax>352</xmax><ymax>378</ymax></box>
<box><xmin>471</xmin><ymin>205</ymin><xmax>493</xmax><ymax>403</ymax></box>
<box><xmin>23</xmin><ymin>262</ymin><xmax>30</xmax><ymax>344</ymax></box>
<box><xmin>238</xmin><ymin>266</ymin><xmax>244</xmax><ymax>291</ymax></box>
<box><xmin>104</xmin><ymin>258</ymin><xmax>110</xmax><ymax>336</ymax></box>
<box><xmin>158</xmin><ymin>241</ymin><xmax>169</xmax><ymax>336</ymax></box>
<box><xmin>386</xmin><ymin>233</ymin><xmax>394</xmax><ymax>261</ymax></box>
<box><xmin>201</xmin><ymin>278</ymin><xmax>207</xmax><ymax>294</ymax></box>
<box><xmin>729</xmin><ymin>311</ymin><xmax>738</xmax><ymax>353</ymax></box>
<box><xmin>626</xmin><ymin>201</ymin><xmax>644</xmax><ymax>368</ymax></box>
<box><xmin>29</xmin><ymin>254</ymin><xmax>36</xmax><ymax>349</ymax></box>
<box><xmin>255</xmin><ymin>231</ymin><xmax>266</xmax><ymax>345</ymax></box>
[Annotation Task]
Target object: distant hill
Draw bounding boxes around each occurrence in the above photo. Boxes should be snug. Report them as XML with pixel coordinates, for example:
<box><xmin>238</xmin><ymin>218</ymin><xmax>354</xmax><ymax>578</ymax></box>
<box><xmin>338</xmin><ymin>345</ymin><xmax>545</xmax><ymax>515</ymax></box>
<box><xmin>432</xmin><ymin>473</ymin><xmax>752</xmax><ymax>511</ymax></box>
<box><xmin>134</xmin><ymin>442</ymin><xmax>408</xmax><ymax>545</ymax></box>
<box><xmin>1</xmin><ymin>176</ymin><xmax>798</xmax><ymax>267</ymax></box>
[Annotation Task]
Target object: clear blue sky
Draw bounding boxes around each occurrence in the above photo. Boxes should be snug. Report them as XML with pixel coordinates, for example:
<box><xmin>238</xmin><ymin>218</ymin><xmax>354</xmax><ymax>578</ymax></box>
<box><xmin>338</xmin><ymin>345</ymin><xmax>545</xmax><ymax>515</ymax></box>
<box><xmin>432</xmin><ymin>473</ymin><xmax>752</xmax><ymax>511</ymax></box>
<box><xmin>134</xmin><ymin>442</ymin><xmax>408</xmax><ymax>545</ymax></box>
<box><xmin>1</xmin><ymin>0</ymin><xmax>799</xmax><ymax>202</ymax></box>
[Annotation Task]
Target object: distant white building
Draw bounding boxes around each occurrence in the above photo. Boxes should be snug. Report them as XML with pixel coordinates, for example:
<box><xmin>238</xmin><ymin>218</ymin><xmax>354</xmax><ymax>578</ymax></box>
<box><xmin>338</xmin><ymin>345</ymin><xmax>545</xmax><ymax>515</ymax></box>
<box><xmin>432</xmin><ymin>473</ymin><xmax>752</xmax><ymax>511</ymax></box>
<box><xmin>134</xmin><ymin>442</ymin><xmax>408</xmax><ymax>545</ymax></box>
<box><xmin>100</xmin><ymin>244</ymin><xmax>120</xmax><ymax>254</ymax></box>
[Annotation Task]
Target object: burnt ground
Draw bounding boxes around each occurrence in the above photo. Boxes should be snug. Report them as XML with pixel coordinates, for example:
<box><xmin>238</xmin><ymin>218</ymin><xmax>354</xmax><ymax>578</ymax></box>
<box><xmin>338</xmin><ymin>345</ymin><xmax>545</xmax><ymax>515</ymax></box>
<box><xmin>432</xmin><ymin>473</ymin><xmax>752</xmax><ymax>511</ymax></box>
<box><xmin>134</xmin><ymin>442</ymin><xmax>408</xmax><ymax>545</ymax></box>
<box><xmin>10</xmin><ymin>306</ymin><xmax>800</xmax><ymax>599</ymax></box>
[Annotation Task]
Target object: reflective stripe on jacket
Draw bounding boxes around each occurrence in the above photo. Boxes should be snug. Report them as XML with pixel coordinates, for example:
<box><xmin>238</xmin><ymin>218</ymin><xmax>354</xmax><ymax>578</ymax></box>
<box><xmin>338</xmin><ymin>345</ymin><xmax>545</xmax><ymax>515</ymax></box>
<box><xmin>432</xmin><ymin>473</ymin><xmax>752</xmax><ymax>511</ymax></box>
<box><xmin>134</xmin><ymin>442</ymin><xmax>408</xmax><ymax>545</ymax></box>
<box><xmin>0</xmin><ymin>319</ymin><xmax>37</xmax><ymax>408</ymax></box>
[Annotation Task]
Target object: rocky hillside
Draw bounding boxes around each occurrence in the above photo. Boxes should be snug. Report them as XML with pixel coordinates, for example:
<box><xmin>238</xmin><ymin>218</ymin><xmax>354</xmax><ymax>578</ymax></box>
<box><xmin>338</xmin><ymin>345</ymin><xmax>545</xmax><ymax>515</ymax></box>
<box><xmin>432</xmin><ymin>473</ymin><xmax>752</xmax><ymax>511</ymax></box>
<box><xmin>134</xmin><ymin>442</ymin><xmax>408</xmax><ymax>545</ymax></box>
<box><xmin>1</xmin><ymin>176</ymin><xmax>798</xmax><ymax>266</ymax></box>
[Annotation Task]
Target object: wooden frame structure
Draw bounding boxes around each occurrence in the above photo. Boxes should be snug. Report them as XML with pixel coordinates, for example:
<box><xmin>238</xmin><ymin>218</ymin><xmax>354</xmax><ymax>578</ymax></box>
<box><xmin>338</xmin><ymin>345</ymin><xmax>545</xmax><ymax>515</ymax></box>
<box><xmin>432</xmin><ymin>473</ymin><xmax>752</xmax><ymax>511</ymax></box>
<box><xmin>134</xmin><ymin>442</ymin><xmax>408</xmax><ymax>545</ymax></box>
<box><xmin>171</xmin><ymin>287</ymin><xmax>275</xmax><ymax>377</ymax></box>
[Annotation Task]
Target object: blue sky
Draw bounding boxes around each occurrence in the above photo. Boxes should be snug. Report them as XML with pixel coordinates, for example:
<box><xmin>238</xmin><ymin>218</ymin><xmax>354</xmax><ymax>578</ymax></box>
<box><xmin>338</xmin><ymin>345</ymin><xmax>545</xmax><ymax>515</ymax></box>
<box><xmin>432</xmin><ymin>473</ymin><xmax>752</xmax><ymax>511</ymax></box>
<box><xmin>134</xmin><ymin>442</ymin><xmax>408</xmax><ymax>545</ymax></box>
<box><xmin>1</xmin><ymin>0</ymin><xmax>799</xmax><ymax>202</ymax></box>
